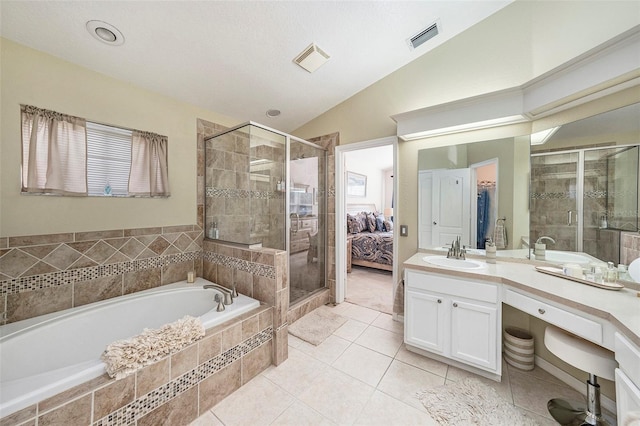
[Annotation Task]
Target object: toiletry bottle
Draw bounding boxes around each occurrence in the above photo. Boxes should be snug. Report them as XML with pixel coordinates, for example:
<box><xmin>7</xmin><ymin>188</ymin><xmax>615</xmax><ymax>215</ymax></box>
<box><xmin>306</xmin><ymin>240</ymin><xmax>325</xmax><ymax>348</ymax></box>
<box><xmin>213</xmin><ymin>222</ymin><xmax>219</xmax><ymax>239</ymax></box>
<box><xmin>208</xmin><ymin>222</ymin><xmax>215</xmax><ymax>239</ymax></box>
<box><xmin>485</xmin><ymin>239</ymin><xmax>496</xmax><ymax>264</ymax></box>
<box><xmin>606</xmin><ymin>262</ymin><xmax>618</xmax><ymax>283</ymax></box>
<box><xmin>600</xmin><ymin>215</ymin><xmax>608</xmax><ymax>229</ymax></box>
<box><xmin>593</xmin><ymin>266</ymin><xmax>604</xmax><ymax>284</ymax></box>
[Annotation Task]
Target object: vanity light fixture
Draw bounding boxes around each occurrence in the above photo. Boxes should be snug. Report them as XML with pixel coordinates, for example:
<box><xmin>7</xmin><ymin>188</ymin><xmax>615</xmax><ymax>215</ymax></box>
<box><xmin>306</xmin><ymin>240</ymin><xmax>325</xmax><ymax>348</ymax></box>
<box><xmin>401</xmin><ymin>115</ymin><xmax>528</xmax><ymax>141</ymax></box>
<box><xmin>530</xmin><ymin>126</ymin><xmax>560</xmax><ymax>145</ymax></box>
<box><xmin>86</xmin><ymin>20</ymin><xmax>125</xmax><ymax>46</ymax></box>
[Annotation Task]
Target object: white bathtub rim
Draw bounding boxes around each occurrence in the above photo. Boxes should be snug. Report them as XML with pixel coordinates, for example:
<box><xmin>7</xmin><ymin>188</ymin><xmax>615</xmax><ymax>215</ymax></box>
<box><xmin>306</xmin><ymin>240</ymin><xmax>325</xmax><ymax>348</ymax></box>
<box><xmin>0</xmin><ymin>278</ymin><xmax>261</xmax><ymax>419</ymax></box>
<box><xmin>0</xmin><ymin>278</ymin><xmax>225</xmax><ymax>340</ymax></box>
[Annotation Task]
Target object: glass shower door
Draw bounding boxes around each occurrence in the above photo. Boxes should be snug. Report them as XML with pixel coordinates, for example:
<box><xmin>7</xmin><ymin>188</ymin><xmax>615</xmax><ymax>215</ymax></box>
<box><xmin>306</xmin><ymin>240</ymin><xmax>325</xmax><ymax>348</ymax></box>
<box><xmin>288</xmin><ymin>139</ymin><xmax>326</xmax><ymax>305</ymax></box>
<box><xmin>530</xmin><ymin>152</ymin><xmax>580</xmax><ymax>252</ymax></box>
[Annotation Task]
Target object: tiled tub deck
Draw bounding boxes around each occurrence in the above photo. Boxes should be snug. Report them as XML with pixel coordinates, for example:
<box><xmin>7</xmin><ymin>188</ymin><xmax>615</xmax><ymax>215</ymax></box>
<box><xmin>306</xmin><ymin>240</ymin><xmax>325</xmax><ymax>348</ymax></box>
<box><xmin>1</xmin><ymin>305</ymin><xmax>274</xmax><ymax>426</ymax></box>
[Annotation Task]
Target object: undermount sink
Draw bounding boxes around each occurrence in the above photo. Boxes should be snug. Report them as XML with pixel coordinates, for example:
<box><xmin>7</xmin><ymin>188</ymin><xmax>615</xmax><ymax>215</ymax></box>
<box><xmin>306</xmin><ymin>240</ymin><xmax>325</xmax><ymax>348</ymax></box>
<box><xmin>422</xmin><ymin>256</ymin><xmax>485</xmax><ymax>270</ymax></box>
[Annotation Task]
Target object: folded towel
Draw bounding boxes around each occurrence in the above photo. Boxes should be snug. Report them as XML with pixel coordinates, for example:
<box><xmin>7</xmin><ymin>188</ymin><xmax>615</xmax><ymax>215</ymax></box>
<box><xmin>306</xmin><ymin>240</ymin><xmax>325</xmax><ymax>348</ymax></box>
<box><xmin>493</xmin><ymin>220</ymin><xmax>507</xmax><ymax>249</ymax></box>
<box><xmin>102</xmin><ymin>315</ymin><xmax>205</xmax><ymax>380</ymax></box>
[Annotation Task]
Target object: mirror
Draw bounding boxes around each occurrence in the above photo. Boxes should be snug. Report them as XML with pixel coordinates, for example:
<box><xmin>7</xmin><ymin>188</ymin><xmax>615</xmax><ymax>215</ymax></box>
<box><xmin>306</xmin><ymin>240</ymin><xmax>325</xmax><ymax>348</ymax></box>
<box><xmin>417</xmin><ymin>102</ymin><xmax>640</xmax><ymax>267</ymax></box>
<box><xmin>418</xmin><ymin>136</ymin><xmax>531</xmax><ymax>258</ymax></box>
<box><xmin>530</xmin><ymin>102</ymin><xmax>640</xmax><ymax>267</ymax></box>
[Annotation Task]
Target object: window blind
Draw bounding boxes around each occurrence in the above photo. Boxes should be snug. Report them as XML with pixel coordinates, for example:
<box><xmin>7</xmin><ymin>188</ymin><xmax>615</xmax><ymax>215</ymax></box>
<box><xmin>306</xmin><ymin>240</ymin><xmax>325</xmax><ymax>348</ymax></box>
<box><xmin>86</xmin><ymin>122</ymin><xmax>132</xmax><ymax>196</ymax></box>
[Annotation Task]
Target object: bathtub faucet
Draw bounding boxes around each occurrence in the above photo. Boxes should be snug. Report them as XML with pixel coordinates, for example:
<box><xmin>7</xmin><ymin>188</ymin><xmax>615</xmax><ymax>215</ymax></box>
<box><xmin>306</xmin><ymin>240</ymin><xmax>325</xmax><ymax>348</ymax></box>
<box><xmin>204</xmin><ymin>284</ymin><xmax>234</xmax><ymax>305</ymax></box>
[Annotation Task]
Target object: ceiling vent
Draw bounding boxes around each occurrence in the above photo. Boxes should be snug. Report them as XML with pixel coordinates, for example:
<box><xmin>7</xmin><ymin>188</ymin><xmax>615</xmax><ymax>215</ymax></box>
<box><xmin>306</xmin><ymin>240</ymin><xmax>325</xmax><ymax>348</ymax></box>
<box><xmin>293</xmin><ymin>43</ymin><xmax>330</xmax><ymax>73</ymax></box>
<box><xmin>407</xmin><ymin>21</ymin><xmax>439</xmax><ymax>50</ymax></box>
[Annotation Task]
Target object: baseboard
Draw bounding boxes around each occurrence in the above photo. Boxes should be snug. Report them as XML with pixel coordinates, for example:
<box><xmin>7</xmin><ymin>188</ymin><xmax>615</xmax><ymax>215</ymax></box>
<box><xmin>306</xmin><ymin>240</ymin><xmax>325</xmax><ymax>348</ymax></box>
<box><xmin>534</xmin><ymin>355</ymin><xmax>616</xmax><ymax>415</ymax></box>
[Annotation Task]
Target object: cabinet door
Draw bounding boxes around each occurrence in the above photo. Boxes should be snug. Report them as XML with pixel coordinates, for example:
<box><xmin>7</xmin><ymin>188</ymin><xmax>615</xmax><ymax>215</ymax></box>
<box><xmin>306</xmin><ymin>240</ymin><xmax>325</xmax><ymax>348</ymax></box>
<box><xmin>450</xmin><ymin>299</ymin><xmax>497</xmax><ymax>371</ymax></box>
<box><xmin>616</xmin><ymin>369</ymin><xmax>640</xmax><ymax>424</ymax></box>
<box><xmin>405</xmin><ymin>289</ymin><xmax>446</xmax><ymax>354</ymax></box>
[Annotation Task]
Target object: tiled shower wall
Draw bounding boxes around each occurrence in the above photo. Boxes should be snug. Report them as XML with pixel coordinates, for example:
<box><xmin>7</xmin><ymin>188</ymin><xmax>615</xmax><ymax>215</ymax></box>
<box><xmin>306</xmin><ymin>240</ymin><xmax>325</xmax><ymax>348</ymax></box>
<box><xmin>0</xmin><ymin>226</ymin><xmax>202</xmax><ymax>325</ymax></box>
<box><xmin>203</xmin><ymin>126</ymin><xmax>286</xmax><ymax>248</ymax></box>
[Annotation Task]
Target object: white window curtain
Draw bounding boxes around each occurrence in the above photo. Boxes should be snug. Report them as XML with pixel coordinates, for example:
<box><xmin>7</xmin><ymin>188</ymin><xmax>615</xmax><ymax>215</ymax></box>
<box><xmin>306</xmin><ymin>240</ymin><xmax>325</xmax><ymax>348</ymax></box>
<box><xmin>21</xmin><ymin>105</ymin><xmax>87</xmax><ymax>195</ymax></box>
<box><xmin>128</xmin><ymin>131</ymin><xmax>170</xmax><ymax>197</ymax></box>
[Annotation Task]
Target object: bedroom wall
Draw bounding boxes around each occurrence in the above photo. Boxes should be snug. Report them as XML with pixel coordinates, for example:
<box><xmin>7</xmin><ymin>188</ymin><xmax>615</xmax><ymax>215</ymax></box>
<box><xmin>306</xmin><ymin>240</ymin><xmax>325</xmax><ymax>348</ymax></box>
<box><xmin>344</xmin><ymin>159</ymin><xmax>384</xmax><ymax>212</ymax></box>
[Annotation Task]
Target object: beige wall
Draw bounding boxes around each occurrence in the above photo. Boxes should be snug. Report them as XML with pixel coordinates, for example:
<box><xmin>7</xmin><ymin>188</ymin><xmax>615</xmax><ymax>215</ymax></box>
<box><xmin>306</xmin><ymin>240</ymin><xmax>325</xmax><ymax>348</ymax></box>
<box><xmin>1</xmin><ymin>38</ymin><xmax>239</xmax><ymax>237</ymax></box>
<box><xmin>293</xmin><ymin>0</ymin><xmax>639</xmax><ymax>267</ymax></box>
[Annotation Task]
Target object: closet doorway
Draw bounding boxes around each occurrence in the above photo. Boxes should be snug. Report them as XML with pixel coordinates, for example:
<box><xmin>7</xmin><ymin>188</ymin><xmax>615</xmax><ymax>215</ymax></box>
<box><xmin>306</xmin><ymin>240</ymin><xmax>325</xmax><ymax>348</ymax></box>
<box><xmin>471</xmin><ymin>159</ymin><xmax>498</xmax><ymax>249</ymax></box>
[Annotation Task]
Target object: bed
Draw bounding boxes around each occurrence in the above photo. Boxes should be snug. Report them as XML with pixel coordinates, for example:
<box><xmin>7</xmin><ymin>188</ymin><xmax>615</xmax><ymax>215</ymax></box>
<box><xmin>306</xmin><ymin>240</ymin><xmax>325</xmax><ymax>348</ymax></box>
<box><xmin>347</xmin><ymin>204</ymin><xmax>393</xmax><ymax>272</ymax></box>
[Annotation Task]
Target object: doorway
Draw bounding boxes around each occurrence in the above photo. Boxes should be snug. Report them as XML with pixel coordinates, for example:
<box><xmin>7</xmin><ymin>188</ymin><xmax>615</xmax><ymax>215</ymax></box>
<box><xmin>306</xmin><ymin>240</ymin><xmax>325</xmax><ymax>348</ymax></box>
<box><xmin>335</xmin><ymin>137</ymin><xmax>398</xmax><ymax>314</ymax></box>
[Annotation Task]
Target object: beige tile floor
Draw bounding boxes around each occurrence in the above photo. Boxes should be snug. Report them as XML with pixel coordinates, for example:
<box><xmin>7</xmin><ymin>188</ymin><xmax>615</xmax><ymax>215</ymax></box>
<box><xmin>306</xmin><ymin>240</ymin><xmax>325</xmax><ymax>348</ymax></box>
<box><xmin>192</xmin><ymin>302</ymin><xmax>589</xmax><ymax>426</ymax></box>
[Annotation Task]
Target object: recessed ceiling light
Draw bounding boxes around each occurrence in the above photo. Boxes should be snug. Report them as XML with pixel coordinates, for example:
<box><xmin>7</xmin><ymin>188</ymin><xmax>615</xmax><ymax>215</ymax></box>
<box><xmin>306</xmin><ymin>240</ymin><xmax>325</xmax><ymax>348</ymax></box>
<box><xmin>86</xmin><ymin>20</ymin><xmax>125</xmax><ymax>46</ymax></box>
<box><xmin>266</xmin><ymin>109</ymin><xmax>281</xmax><ymax>118</ymax></box>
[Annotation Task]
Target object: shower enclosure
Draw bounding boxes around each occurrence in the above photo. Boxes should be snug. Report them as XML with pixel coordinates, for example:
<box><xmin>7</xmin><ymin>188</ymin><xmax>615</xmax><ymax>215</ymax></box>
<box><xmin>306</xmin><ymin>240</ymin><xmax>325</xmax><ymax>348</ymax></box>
<box><xmin>530</xmin><ymin>145</ymin><xmax>639</xmax><ymax>263</ymax></box>
<box><xmin>204</xmin><ymin>122</ymin><xmax>327</xmax><ymax>305</ymax></box>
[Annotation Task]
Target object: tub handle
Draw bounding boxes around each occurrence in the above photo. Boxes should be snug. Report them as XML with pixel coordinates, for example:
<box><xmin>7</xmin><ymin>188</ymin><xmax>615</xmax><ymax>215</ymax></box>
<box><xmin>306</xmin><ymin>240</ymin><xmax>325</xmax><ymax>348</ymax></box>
<box><xmin>214</xmin><ymin>294</ymin><xmax>226</xmax><ymax>312</ymax></box>
<box><xmin>231</xmin><ymin>283</ymin><xmax>238</xmax><ymax>298</ymax></box>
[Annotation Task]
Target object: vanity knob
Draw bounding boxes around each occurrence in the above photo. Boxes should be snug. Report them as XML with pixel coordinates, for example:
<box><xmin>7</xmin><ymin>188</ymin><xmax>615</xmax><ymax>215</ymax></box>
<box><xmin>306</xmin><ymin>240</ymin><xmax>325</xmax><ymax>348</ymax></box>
<box><xmin>437</xmin><ymin>299</ymin><xmax>442</xmax><ymax>303</ymax></box>
<box><xmin>538</xmin><ymin>308</ymin><xmax>545</xmax><ymax>314</ymax></box>
<box><xmin>453</xmin><ymin>303</ymin><xmax>458</xmax><ymax>308</ymax></box>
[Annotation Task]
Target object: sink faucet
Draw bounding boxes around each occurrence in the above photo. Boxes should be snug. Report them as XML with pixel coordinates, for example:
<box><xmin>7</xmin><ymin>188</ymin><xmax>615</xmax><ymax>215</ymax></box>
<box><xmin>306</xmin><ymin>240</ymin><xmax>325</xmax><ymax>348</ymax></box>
<box><xmin>204</xmin><ymin>284</ymin><xmax>235</xmax><ymax>305</ymax></box>
<box><xmin>534</xmin><ymin>236</ymin><xmax>555</xmax><ymax>256</ymax></box>
<box><xmin>447</xmin><ymin>236</ymin><xmax>466</xmax><ymax>260</ymax></box>
<box><xmin>536</xmin><ymin>236</ymin><xmax>556</xmax><ymax>245</ymax></box>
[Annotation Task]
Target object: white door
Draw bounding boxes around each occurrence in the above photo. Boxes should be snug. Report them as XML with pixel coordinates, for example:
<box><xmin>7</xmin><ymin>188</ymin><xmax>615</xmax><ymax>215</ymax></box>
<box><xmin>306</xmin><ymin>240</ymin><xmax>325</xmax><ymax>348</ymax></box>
<box><xmin>432</xmin><ymin>168</ymin><xmax>471</xmax><ymax>247</ymax></box>
<box><xmin>418</xmin><ymin>171</ymin><xmax>433</xmax><ymax>248</ymax></box>
<box><xmin>450</xmin><ymin>299</ymin><xmax>497</xmax><ymax>371</ymax></box>
<box><xmin>405</xmin><ymin>289</ymin><xmax>446</xmax><ymax>355</ymax></box>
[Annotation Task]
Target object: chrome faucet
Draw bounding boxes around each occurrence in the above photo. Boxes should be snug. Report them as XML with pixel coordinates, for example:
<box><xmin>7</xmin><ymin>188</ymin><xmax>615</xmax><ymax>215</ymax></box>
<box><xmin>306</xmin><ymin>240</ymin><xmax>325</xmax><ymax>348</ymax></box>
<box><xmin>536</xmin><ymin>236</ymin><xmax>556</xmax><ymax>245</ymax></box>
<box><xmin>534</xmin><ymin>236</ymin><xmax>555</xmax><ymax>256</ymax></box>
<box><xmin>204</xmin><ymin>284</ymin><xmax>234</xmax><ymax>305</ymax></box>
<box><xmin>447</xmin><ymin>236</ymin><xmax>466</xmax><ymax>260</ymax></box>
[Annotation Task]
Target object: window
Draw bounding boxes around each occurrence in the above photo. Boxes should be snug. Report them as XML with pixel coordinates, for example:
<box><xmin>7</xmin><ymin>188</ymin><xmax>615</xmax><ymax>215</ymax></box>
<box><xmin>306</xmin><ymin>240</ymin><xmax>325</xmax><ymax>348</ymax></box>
<box><xmin>21</xmin><ymin>104</ymin><xmax>170</xmax><ymax>198</ymax></box>
<box><xmin>86</xmin><ymin>122</ymin><xmax>132</xmax><ymax>196</ymax></box>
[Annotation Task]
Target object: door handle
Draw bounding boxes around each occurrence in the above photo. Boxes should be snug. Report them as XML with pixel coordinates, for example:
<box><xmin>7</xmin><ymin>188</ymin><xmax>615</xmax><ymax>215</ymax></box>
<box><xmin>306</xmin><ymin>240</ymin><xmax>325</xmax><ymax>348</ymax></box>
<box><xmin>437</xmin><ymin>299</ymin><xmax>442</xmax><ymax>303</ymax></box>
<box><xmin>453</xmin><ymin>302</ymin><xmax>458</xmax><ymax>308</ymax></box>
<box><xmin>567</xmin><ymin>210</ymin><xmax>572</xmax><ymax>226</ymax></box>
<box><xmin>433</xmin><ymin>221</ymin><xmax>437</xmax><ymax>225</ymax></box>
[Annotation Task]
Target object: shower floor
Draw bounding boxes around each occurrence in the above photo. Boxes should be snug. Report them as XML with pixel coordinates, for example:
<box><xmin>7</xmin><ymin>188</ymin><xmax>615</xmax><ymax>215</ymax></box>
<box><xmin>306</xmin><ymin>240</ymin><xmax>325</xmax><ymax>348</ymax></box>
<box><xmin>289</xmin><ymin>251</ymin><xmax>324</xmax><ymax>305</ymax></box>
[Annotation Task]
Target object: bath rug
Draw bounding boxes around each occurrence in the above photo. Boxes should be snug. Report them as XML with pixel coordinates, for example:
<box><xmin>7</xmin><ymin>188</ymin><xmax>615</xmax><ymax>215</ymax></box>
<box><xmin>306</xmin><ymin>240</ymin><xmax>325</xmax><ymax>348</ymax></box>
<box><xmin>416</xmin><ymin>377</ymin><xmax>540</xmax><ymax>426</ymax></box>
<box><xmin>288</xmin><ymin>308</ymin><xmax>347</xmax><ymax>346</ymax></box>
<box><xmin>102</xmin><ymin>315</ymin><xmax>205</xmax><ymax>380</ymax></box>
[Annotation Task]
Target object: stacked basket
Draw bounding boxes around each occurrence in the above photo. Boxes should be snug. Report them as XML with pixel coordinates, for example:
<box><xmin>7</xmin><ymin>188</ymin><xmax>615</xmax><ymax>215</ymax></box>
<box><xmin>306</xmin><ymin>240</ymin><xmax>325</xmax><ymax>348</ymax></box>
<box><xmin>504</xmin><ymin>327</ymin><xmax>535</xmax><ymax>371</ymax></box>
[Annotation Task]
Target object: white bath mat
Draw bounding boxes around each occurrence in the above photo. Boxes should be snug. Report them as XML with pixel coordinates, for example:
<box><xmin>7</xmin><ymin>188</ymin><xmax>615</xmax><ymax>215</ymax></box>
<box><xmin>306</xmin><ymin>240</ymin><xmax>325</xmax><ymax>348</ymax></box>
<box><xmin>416</xmin><ymin>377</ymin><xmax>541</xmax><ymax>425</ymax></box>
<box><xmin>288</xmin><ymin>308</ymin><xmax>346</xmax><ymax>346</ymax></box>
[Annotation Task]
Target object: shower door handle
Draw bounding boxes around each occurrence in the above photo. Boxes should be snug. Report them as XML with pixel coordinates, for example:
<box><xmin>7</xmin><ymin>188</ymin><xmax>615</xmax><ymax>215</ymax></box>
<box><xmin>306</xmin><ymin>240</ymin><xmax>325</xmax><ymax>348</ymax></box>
<box><xmin>567</xmin><ymin>210</ymin><xmax>573</xmax><ymax>226</ymax></box>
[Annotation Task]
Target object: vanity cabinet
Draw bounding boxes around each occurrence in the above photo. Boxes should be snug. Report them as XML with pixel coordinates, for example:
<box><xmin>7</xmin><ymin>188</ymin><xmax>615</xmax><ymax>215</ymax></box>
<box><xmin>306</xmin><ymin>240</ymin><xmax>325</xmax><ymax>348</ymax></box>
<box><xmin>614</xmin><ymin>333</ymin><xmax>640</xmax><ymax>423</ymax></box>
<box><xmin>404</xmin><ymin>269</ymin><xmax>501</xmax><ymax>376</ymax></box>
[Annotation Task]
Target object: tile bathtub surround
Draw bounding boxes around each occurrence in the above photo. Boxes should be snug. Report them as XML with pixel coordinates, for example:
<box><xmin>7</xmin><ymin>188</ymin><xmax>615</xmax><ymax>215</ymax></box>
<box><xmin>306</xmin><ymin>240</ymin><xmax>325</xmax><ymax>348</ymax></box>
<box><xmin>202</xmin><ymin>239</ymin><xmax>289</xmax><ymax>365</ymax></box>
<box><xmin>0</xmin><ymin>305</ymin><xmax>273</xmax><ymax>426</ymax></box>
<box><xmin>0</xmin><ymin>225</ymin><xmax>203</xmax><ymax>324</ymax></box>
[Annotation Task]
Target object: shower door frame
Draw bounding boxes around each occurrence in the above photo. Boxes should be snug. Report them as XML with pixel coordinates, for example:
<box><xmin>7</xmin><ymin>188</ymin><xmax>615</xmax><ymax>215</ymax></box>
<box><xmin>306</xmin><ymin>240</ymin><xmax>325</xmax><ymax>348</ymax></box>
<box><xmin>286</xmin><ymin>134</ymin><xmax>328</xmax><ymax>302</ymax></box>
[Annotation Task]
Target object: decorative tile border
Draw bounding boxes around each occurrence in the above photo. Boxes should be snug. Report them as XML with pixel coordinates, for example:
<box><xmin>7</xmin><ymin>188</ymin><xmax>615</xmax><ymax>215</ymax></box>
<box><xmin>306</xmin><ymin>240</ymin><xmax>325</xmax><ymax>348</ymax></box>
<box><xmin>202</xmin><ymin>251</ymin><xmax>276</xmax><ymax>279</ymax></box>
<box><xmin>0</xmin><ymin>251</ymin><xmax>201</xmax><ymax>295</ymax></box>
<box><xmin>205</xmin><ymin>187</ymin><xmax>283</xmax><ymax>200</ymax></box>
<box><xmin>94</xmin><ymin>327</ymin><xmax>273</xmax><ymax>426</ymax></box>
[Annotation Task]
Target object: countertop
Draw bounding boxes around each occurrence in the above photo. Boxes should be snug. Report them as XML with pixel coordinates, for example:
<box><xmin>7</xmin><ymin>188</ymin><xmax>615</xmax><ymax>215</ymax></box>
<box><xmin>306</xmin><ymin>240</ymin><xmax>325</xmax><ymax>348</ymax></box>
<box><xmin>404</xmin><ymin>252</ymin><xmax>640</xmax><ymax>348</ymax></box>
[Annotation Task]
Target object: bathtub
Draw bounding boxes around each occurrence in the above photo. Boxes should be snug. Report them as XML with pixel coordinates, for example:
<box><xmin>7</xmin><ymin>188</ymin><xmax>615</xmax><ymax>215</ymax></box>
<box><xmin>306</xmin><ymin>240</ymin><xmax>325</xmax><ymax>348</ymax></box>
<box><xmin>0</xmin><ymin>278</ymin><xmax>260</xmax><ymax>418</ymax></box>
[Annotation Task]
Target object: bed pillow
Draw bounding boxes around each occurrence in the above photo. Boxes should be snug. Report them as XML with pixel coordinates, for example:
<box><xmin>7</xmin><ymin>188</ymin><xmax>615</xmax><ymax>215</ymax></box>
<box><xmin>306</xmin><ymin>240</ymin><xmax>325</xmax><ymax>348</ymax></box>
<box><xmin>384</xmin><ymin>219</ymin><xmax>393</xmax><ymax>232</ymax></box>
<box><xmin>347</xmin><ymin>213</ymin><xmax>361</xmax><ymax>234</ymax></box>
<box><xmin>375</xmin><ymin>214</ymin><xmax>386</xmax><ymax>232</ymax></box>
<box><xmin>355</xmin><ymin>212</ymin><xmax>368</xmax><ymax>232</ymax></box>
<box><xmin>366</xmin><ymin>213</ymin><xmax>377</xmax><ymax>233</ymax></box>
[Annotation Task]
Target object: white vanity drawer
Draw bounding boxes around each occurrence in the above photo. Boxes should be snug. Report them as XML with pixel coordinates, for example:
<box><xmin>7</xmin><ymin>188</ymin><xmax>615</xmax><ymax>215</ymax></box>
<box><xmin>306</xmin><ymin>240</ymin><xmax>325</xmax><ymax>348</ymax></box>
<box><xmin>615</xmin><ymin>333</ymin><xmax>640</xmax><ymax>386</ymax></box>
<box><xmin>406</xmin><ymin>270</ymin><xmax>498</xmax><ymax>303</ymax></box>
<box><xmin>504</xmin><ymin>289</ymin><xmax>602</xmax><ymax>344</ymax></box>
